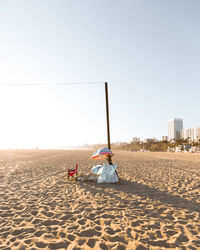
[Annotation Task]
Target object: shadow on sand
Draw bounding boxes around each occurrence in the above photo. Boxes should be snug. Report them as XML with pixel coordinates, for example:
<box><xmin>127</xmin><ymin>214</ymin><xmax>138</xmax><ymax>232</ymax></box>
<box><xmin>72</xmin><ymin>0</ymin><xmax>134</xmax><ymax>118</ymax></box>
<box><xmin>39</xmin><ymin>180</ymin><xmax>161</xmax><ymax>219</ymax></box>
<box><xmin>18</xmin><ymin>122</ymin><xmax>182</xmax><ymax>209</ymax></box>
<box><xmin>77</xmin><ymin>179</ymin><xmax>200</xmax><ymax>213</ymax></box>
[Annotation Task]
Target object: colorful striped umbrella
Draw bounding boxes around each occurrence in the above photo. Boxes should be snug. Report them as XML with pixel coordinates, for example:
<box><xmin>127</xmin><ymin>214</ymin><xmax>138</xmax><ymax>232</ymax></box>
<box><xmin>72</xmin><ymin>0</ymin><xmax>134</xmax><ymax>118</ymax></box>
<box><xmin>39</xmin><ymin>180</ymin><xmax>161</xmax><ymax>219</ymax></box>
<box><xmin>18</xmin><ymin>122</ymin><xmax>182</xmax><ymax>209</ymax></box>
<box><xmin>91</xmin><ymin>147</ymin><xmax>113</xmax><ymax>160</ymax></box>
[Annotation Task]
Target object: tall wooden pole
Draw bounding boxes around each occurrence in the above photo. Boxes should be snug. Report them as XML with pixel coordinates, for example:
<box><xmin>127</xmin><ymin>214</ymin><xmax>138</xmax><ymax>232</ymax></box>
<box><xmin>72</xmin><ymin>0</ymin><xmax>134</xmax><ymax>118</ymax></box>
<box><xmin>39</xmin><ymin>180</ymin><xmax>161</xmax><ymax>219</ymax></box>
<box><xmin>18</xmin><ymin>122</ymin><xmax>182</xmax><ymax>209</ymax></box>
<box><xmin>105</xmin><ymin>82</ymin><xmax>112</xmax><ymax>165</ymax></box>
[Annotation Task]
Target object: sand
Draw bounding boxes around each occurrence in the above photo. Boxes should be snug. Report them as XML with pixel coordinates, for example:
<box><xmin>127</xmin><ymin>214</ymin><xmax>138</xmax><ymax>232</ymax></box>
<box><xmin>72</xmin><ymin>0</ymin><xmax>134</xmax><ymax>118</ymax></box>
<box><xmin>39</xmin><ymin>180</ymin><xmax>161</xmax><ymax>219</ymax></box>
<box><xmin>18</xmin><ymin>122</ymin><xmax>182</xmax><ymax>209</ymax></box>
<box><xmin>0</xmin><ymin>150</ymin><xmax>200</xmax><ymax>249</ymax></box>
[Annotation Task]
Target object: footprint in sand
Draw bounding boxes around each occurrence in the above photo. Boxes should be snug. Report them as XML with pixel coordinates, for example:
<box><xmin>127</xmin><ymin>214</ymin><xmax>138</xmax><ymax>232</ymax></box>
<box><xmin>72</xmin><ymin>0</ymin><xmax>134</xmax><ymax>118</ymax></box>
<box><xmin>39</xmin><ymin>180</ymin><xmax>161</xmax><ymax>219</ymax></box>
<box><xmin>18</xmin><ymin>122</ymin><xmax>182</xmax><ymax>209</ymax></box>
<box><xmin>78</xmin><ymin>229</ymin><xmax>101</xmax><ymax>237</ymax></box>
<box><xmin>67</xmin><ymin>234</ymin><xmax>75</xmax><ymax>241</ymax></box>
<box><xmin>77</xmin><ymin>218</ymin><xmax>86</xmax><ymax>225</ymax></box>
<box><xmin>87</xmin><ymin>238</ymin><xmax>97</xmax><ymax>248</ymax></box>
<box><xmin>34</xmin><ymin>230</ymin><xmax>46</xmax><ymax>237</ymax></box>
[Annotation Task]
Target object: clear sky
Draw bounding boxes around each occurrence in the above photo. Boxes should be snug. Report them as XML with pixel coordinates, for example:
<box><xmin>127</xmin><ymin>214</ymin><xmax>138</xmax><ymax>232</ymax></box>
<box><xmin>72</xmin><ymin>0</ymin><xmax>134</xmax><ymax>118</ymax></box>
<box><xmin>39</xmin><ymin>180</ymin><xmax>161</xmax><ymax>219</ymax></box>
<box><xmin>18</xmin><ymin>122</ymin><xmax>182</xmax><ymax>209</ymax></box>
<box><xmin>0</xmin><ymin>0</ymin><xmax>200</xmax><ymax>148</ymax></box>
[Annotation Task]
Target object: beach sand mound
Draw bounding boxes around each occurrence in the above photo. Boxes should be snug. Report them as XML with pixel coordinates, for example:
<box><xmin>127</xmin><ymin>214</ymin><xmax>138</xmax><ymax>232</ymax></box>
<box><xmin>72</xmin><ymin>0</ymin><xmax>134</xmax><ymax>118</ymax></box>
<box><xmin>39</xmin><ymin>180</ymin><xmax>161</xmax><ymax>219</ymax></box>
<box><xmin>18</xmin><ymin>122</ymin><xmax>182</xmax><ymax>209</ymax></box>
<box><xmin>0</xmin><ymin>150</ymin><xmax>200</xmax><ymax>249</ymax></box>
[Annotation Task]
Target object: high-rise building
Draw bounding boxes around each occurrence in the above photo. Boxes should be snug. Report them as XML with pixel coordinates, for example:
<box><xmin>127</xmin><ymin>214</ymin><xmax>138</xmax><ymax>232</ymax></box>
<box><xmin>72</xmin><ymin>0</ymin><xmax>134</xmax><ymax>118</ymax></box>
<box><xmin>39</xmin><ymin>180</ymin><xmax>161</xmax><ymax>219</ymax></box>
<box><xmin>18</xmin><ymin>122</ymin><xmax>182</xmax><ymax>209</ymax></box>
<box><xmin>168</xmin><ymin>118</ymin><xmax>183</xmax><ymax>141</ymax></box>
<box><xmin>180</xmin><ymin>130</ymin><xmax>184</xmax><ymax>139</ymax></box>
<box><xmin>182</xmin><ymin>128</ymin><xmax>195</xmax><ymax>141</ymax></box>
<box><xmin>194</xmin><ymin>127</ymin><xmax>200</xmax><ymax>142</ymax></box>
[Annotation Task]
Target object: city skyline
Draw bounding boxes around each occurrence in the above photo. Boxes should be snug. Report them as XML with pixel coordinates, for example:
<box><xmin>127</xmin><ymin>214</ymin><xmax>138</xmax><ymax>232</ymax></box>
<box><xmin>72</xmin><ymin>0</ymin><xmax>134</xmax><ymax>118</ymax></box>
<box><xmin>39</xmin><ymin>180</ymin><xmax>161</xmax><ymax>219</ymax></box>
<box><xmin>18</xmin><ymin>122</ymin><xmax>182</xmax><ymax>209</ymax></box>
<box><xmin>167</xmin><ymin>118</ymin><xmax>200</xmax><ymax>142</ymax></box>
<box><xmin>131</xmin><ymin>117</ymin><xmax>200</xmax><ymax>143</ymax></box>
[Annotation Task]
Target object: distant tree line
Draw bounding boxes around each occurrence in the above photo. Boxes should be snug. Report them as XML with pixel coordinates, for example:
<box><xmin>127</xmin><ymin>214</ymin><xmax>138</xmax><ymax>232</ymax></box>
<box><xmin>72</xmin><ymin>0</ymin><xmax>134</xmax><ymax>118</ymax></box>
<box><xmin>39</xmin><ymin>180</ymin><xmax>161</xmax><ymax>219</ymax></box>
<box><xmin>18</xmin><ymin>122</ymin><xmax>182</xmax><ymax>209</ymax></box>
<box><xmin>117</xmin><ymin>139</ymin><xmax>200</xmax><ymax>152</ymax></box>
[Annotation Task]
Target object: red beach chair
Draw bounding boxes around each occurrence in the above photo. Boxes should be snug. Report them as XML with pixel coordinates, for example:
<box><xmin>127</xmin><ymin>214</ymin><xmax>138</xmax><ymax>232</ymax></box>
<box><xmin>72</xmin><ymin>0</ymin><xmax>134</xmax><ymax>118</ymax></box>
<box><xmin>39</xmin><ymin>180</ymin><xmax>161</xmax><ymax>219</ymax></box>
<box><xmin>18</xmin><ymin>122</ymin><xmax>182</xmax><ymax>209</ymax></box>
<box><xmin>68</xmin><ymin>163</ymin><xmax>78</xmax><ymax>179</ymax></box>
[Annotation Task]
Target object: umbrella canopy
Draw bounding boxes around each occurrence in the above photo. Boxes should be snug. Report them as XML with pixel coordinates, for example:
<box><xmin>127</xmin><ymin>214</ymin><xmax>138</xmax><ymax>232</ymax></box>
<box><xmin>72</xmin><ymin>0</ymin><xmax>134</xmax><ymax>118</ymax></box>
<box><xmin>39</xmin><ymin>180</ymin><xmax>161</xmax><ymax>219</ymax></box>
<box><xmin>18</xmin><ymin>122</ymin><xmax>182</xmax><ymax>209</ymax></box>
<box><xmin>91</xmin><ymin>147</ymin><xmax>113</xmax><ymax>160</ymax></box>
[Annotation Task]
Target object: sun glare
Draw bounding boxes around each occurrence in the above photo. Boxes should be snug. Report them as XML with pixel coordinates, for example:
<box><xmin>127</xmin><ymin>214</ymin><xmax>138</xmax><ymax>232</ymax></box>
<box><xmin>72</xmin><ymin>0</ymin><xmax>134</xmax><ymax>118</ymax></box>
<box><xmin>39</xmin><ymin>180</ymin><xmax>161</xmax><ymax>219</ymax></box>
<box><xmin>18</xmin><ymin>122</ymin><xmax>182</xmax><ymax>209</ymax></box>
<box><xmin>0</xmin><ymin>84</ymin><xmax>106</xmax><ymax>149</ymax></box>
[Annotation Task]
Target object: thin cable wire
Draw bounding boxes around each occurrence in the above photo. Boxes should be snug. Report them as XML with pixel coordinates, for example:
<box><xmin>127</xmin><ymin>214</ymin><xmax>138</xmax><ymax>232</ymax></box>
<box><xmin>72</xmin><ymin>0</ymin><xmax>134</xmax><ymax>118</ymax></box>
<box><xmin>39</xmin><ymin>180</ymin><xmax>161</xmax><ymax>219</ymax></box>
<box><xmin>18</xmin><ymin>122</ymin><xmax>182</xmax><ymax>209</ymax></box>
<box><xmin>0</xmin><ymin>81</ymin><xmax>105</xmax><ymax>86</ymax></box>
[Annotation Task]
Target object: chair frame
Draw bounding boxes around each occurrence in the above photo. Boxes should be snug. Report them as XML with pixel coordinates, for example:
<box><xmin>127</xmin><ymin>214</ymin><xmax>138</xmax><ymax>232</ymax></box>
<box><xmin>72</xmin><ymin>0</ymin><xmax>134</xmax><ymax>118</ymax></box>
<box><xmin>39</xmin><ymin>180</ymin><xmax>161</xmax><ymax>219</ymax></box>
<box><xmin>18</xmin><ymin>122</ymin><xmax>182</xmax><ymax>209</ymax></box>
<box><xmin>68</xmin><ymin>163</ymin><xmax>78</xmax><ymax>179</ymax></box>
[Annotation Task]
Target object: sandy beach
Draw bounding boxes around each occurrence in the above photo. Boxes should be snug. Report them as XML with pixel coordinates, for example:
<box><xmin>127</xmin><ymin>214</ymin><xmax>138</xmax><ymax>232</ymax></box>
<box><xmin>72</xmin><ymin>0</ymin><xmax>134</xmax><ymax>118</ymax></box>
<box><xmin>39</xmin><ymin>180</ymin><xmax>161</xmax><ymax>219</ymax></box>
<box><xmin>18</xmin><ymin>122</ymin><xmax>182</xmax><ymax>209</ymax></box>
<box><xmin>0</xmin><ymin>150</ymin><xmax>200</xmax><ymax>249</ymax></box>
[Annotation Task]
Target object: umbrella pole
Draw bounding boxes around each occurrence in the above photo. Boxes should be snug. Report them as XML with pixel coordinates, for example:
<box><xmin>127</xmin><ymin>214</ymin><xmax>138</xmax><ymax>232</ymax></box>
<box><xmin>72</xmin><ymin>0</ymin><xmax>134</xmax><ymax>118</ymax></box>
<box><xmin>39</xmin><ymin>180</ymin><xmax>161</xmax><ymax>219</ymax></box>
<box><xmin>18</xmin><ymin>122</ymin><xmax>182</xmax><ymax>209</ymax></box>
<box><xmin>105</xmin><ymin>82</ymin><xmax>113</xmax><ymax>165</ymax></box>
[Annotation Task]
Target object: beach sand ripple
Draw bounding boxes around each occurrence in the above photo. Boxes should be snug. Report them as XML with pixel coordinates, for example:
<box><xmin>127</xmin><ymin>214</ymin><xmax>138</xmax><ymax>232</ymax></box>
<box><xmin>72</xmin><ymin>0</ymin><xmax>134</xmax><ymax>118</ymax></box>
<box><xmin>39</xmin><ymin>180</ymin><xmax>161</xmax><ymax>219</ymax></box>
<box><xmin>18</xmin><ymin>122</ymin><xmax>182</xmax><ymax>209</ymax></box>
<box><xmin>0</xmin><ymin>150</ymin><xmax>199</xmax><ymax>249</ymax></box>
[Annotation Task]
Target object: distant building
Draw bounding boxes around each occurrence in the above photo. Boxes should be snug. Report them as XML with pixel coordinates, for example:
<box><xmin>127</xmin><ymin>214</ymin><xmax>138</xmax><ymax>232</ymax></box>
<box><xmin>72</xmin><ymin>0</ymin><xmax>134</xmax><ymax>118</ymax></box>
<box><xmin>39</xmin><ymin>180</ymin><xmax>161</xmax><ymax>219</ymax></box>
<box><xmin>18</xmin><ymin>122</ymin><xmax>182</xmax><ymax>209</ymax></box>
<box><xmin>180</xmin><ymin>130</ymin><xmax>184</xmax><ymax>139</ymax></box>
<box><xmin>143</xmin><ymin>138</ymin><xmax>155</xmax><ymax>143</ymax></box>
<box><xmin>162</xmin><ymin>136</ymin><xmax>168</xmax><ymax>141</ymax></box>
<box><xmin>181</xmin><ymin>128</ymin><xmax>195</xmax><ymax>141</ymax></box>
<box><xmin>168</xmin><ymin>118</ymin><xmax>183</xmax><ymax>141</ymax></box>
<box><xmin>132</xmin><ymin>137</ymin><xmax>140</xmax><ymax>143</ymax></box>
<box><xmin>194</xmin><ymin>127</ymin><xmax>200</xmax><ymax>142</ymax></box>
<box><xmin>179</xmin><ymin>127</ymin><xmax>200</xmax><ymax>142</ymax></box>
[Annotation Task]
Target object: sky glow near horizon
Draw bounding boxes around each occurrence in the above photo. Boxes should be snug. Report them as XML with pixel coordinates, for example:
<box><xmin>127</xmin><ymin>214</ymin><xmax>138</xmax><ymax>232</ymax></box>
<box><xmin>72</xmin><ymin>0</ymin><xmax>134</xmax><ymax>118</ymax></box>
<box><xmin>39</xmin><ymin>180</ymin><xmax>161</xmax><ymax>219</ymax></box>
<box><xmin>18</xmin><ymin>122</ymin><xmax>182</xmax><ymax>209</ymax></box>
<box><xmin>0</xmin><ymin>0</ymin><xmax>200</xmax><ymax>148</ymax></box>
